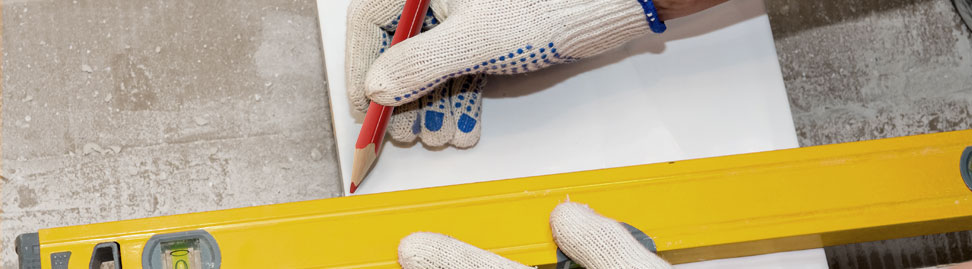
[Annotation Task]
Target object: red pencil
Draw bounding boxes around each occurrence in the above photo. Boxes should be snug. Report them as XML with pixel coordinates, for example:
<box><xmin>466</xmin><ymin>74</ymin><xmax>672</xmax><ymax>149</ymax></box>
<box><xmin>350</xmin><ymin>0</ymin><xmax>431</xmax><ymax>194</ymax></box>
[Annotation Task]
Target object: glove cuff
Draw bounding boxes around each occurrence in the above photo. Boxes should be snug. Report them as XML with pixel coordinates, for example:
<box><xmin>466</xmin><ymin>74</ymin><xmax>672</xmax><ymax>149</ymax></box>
<box><xmin>636</xmin><ymin>0</ymin><xmax>668</xmax><ymax>33</ymax></box>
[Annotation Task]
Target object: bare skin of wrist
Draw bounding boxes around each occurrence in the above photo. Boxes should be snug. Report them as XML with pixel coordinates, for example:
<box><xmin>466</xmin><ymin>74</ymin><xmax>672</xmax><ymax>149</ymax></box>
<box><xmin>653</xmin><ymin>0</ymin><xmax>729</xmax><ymax>21</ymax></box>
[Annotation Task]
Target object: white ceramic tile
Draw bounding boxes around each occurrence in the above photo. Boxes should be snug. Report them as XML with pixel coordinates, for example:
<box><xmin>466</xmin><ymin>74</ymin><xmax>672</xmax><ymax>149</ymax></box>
<box><xmin>318</xmin><ymin>1</ymin><xmax>808</xmax><ymax>266</ymax></box>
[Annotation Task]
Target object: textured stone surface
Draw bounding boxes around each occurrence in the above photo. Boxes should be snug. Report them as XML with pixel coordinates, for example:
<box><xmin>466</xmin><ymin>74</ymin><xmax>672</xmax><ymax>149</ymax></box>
<box><xmin>1</xmin><ymin>1</ymin><xmax>341</xmax><ymax>267</ymax></box>
<box><xmin>769</xmin><ymin>0</ymin><xmax>972</xmax><ymax>146</ymax></box>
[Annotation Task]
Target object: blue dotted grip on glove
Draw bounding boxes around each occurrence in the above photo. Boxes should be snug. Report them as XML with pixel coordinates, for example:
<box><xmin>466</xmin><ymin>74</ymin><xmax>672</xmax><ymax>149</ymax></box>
<box><xmin>637</xmin><ymin>0</ymin><xmax>667</xmax><ymax>33</ymax></box>
<box><xmin>390</xmin><ymin>42</ymin><xmax>573</xmax><ymax>103</ymax></box>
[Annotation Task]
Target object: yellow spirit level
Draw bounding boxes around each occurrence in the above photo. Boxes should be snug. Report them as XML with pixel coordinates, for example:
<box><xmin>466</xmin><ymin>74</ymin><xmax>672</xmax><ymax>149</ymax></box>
<box><xmin>16</xmin><ymin>130</ymin><xmax>972</xmax><ymax>268</ymax></box>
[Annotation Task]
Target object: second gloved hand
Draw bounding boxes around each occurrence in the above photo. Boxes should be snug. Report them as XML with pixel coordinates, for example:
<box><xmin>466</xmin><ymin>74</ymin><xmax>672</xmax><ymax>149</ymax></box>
<box><xmin>347</xmin><ymin>0</ymin><xmax>664</xmax><ymax>147</ymax></box>
<box><xmin>397</xmin><ymin>202</ymin><xmax>674</xmax><ymax>269</ymax></box>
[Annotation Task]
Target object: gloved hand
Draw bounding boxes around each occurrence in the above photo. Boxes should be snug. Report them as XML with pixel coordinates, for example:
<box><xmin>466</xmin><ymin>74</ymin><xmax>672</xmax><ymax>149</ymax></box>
<box><xmin>397</xmin><ymin>202</ymin><xmax>673</xmax><ymax>269</ymax></box>
<box><xmin>346</xmin><ymin>0</ymin><xmax>726</xmax><ymax>147</ymax></box>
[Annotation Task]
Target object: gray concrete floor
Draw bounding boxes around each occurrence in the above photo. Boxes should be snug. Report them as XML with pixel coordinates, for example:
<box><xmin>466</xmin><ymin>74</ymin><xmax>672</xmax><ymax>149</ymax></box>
<box><xmin>0</xmin><ymin>1</ymin><xmax>341</xmax><ymax>267</ymax></box>
<box><xmin>1</xmin><ymin>0</ymin><xmax>971</xmax><ymax>268</ymax></box>
<box><xmin>768</xmin><ymin>0</ymin><xmax>972</xmax><ymax>146</ymax></box>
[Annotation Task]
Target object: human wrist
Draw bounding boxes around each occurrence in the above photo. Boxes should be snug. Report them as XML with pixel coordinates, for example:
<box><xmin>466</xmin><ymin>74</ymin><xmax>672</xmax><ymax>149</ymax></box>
<box><xmin>652</xmin><ymin>0</ymin><xmax>729</xmax><ymax>21</ymax></box>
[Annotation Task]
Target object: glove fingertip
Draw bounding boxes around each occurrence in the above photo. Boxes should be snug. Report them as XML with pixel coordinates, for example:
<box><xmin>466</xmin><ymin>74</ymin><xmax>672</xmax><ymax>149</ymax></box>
<box><xmin>365</xmin><ymin>67</ymin><xmax>438</xmax><ymax>107</ymax></box>
<box><xmin>398</xmin><ymin>232</ymin><xmax>451</xmax><ymax>269</ymax></box>
<box><xmin>349</xmin><ymin>91</ymin><xmax>371</xmax><ymax>113</ymax></box>
<box><xmin>417</xmin><ymin>82</ymin><xmax>457</xmax><ymax>147</ymax></box>
<box><xmin>388</xmin><ymin>102</ymin><xmax>421</xmax><ymax>143</ymax></box>
<box><xmin>450</xmin><ymin>122</ymin><xmax>481</xmax><ymax>148</ymax></box>
<box><xmin>448</xmin><ymin>74</ymin><xmax>485</xmax><ymax>148</ymax></box>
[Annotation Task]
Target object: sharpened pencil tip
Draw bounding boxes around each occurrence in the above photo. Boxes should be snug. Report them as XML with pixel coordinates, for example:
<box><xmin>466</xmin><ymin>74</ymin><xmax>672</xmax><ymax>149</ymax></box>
<box><xmin>351</xmin><ymin>144</ymin><xmax>378</xmax><ymax>194</ymax></box>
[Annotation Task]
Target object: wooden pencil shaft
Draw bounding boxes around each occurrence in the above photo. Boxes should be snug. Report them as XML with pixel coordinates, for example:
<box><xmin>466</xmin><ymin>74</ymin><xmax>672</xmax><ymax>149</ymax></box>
<box><xmin>350</xmin><ymin>0</ymin><xmax>432</xmax><ymax>193</ymax></box>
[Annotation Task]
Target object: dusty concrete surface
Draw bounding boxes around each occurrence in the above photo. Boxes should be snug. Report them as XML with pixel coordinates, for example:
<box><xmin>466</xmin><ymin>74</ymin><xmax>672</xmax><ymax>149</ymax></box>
<box><xmin>768</xmin><ymin>0</ymin><xmax>972</xmax><ymax>146</ymax></box>
<box><xmin>0</xmin><ymin>1</ymin><xmax>341</xmax><ymax>267</ymax></box>
<box><xmin>0</xmin><ymin>2</ymin><xmax>4</xmax><ymax>263</ymax></box>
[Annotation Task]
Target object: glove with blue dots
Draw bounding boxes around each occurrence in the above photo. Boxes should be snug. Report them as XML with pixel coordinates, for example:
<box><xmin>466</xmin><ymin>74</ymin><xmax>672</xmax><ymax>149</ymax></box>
<box><xmin>346</xmin><ymin>0</ymin><xmax>665</xmax><ymax>147</ymax></box>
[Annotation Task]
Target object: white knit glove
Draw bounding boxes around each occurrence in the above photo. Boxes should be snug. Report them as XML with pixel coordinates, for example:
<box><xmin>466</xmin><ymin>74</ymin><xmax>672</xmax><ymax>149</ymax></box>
<box><xmin>397</xmin><ymin>202</ymin><xmax>674</xmax><ymax>269</ymax></box>
<box><xmin>346</xmin><ymin>0</ymin><xmax>660</xmax><ymax>147</ymax></box>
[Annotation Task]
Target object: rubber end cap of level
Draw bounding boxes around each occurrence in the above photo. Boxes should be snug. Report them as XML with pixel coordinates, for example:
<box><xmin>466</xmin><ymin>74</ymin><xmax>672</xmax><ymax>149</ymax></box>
<box><xmin>962</xmin><ymin>146</ymin><xmax>972</xmax><ymax>192</ymax></box>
